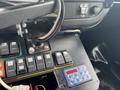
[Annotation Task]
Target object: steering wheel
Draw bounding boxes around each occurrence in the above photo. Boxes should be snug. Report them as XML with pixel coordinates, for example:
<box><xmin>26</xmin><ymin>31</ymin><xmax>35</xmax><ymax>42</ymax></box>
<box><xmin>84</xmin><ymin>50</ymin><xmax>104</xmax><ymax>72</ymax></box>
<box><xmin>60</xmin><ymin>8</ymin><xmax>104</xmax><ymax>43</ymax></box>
<box><xmin>0</xmin><ymin>0</ymin><xmax>65</xmax><ymax>42</ymax></box>
<box><xmin>31</xmin><ymin>0</ymin><xmax>65</xmax><ymax>41</ymax></box>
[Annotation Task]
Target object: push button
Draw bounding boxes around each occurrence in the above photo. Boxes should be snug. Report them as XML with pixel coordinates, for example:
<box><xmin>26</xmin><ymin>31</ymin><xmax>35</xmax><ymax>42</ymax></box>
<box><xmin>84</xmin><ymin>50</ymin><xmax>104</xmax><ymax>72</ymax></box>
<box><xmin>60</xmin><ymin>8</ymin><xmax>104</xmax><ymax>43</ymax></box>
<box><xmin>0</xmin><ymin>43</ymin><xmax>9</xmax><ymax>55</ymax></box>
<box><xmin>26</xmin><ymin>56</ymin><xmax>36</xmax><ymax>72</ymax></box>
<box><xmin>16</xmin><ymin>58</ymin><xmax>27</xmax><ymax>74</ymax></box>
<box><xmin>35</xmin><ymin>55</ymin><xmax>45</xmax><ymax>70</ymax></box>
<box><xmin>10</xmin><ymin>42</ymin><xmax>19</xmax><ymax>54</ymax></box>
<box><xmin>55</xmin><ymin>52</ymin><xmax>65</xmax><ymax>65</ymax></box>
<box><xmin>63</xmin><ymin>51</ymin><xmax>73</xmax><ymax>63</ymax></box>
<box><xmin>44</xmin><ymin>53</ymin><xmax>54</xmax><ymax>68</ymax></box>
<box><xmin>6</xmin><ymin>60</ymin><xmax>16</xmax><ymax>77</ymax></box>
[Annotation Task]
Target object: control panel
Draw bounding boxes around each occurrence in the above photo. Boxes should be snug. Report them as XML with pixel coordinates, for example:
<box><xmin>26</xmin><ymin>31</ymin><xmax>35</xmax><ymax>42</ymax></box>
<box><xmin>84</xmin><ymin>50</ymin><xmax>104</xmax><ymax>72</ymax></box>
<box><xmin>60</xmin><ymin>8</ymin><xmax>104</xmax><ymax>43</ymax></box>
<box><xmin>64</xmin><ymin>2</ymin><xmax>103</xmax><ymax>19</ymax></box>
<box><xmin>64</xmin><ymin>65</ymin><xmax>92</xmax><ymax>87</ymax></box>
<box><xmin>80</xmin><ymin>3</ymin><xmax>103</xmax><ymax>18</ymax></box>
<box><xmin>62</xmin><ymin>0</ymin><xmax>110</xmax><ymax>29</ymax></box>
<box><xmin>0</xmin><ymin>30</ymin><xmax>100</xmax><ymax>90</ymax></box>
<box><xmin>2</xmin><ymin>50</ymin><xmax>73</xmax><ymax>83</ymax></box>
<box><xmin>0</xmin><ymin>42</ymin><xmax>19</xmax><ymax>56</ymax></box>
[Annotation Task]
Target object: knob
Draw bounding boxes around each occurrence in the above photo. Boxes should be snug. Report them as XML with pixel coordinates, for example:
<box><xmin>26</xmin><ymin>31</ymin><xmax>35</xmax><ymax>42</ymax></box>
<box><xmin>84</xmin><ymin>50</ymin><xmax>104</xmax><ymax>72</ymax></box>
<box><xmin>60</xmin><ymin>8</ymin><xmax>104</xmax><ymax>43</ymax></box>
<box><xmin>28</xmin><ymin>47</ymin><xmax>35</xmax><ymax>54</ymax></box>
<box><xmin>90</xmin><ymin>6</ymin><xmax>101</xmax><ymax>15</ymax></box>
<box><xmin>80</xmin><ymin>3</ymin><xmax>89</xmax><ymax>15</ymax></box>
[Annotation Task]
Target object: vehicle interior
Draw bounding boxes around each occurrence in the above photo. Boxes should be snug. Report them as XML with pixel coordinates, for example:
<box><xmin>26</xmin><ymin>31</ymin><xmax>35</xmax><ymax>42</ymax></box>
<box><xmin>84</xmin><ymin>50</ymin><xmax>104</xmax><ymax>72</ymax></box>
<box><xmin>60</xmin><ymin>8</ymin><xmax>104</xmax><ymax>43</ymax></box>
<box><xmin>0</xmin><ymin>0</ymin><xmax>119</xmax><ymax>90</ymax></box>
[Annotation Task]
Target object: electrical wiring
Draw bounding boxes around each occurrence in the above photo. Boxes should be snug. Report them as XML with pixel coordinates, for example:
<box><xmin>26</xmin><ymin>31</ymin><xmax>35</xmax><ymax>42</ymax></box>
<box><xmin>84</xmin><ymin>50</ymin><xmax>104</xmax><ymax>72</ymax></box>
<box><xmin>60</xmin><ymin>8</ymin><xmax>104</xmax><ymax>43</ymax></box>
<box><xmin>11</xmin><ymin>85</ymin><xmax>30</xmax><ymax>90</ymax></box>
<box><xmin>0</xmin><ymin>78</ymin><xmax>12</xmax><ymax>90</ymax></box>
<box><xmin>0</xmin><ymin>77</ymin><xmax>30</xmax><ymax>90</ymax></box>
<box><xmin>34</xmin><ymin>85</ymin><xmax>46</xmax><ymax>90</ymax></box>
<box><xmin>31</xmin><ymin>0</ymin><xmax>65</xmax><ymax>41</ymax></box>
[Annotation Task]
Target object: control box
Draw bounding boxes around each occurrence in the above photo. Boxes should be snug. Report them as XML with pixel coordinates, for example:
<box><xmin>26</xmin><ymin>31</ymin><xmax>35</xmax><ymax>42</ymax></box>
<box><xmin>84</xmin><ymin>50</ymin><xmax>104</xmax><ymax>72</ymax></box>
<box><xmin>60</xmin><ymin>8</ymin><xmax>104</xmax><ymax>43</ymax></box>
<box><xmin>63</xmin><ymin>65</ymin><xmax>92</xmax><ymax>87</ymax></box>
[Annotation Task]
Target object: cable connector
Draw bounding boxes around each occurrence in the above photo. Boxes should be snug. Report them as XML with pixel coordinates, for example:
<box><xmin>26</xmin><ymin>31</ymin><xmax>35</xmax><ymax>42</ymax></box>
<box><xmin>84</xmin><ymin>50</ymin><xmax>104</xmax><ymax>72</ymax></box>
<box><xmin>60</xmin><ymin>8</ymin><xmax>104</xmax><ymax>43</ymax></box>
<box><xmin>11</xmin><ymin>85</ymin><xmax>30</xmax><ymax>90</ymax></box>
<box><xmin>0</xmin><ymin>78</ymin><xmax>30</xmax><ymax>90</ymax></box>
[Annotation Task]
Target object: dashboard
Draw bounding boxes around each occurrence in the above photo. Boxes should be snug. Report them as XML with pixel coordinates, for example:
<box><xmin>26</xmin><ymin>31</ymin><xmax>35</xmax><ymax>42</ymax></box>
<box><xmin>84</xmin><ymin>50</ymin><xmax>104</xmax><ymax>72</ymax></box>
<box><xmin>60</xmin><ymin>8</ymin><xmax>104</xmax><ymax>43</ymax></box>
<box><xmin>0</xmin><ymin>0</ymin><xmax>114</xmax><ymax>90</ymax></box>
<box><xmin>63</xmin><ymin>0</ymin><xmax>112</xmax><ymax>29</ymax></box>
<box><xmin>0</xmin><ymin>0</ymin><xmax>113</xmax><ymax>30</ymax></box>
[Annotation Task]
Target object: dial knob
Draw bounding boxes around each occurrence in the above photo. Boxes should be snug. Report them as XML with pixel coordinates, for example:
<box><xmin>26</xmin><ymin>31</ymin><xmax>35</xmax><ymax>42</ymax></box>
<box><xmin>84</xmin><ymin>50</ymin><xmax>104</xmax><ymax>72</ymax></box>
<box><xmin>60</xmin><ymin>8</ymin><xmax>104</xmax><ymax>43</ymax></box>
<box><xmin>90</xmin><ymin>6</ymin><xmax>101</xmax><ymax>15</ymax></box>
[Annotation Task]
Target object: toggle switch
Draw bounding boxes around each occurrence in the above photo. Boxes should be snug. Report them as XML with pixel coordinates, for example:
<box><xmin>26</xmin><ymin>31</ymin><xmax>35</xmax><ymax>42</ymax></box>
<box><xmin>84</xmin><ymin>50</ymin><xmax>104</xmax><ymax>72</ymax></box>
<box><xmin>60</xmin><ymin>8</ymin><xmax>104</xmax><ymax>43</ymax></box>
<box><xmin>16</xmin><ymin>58</ymin><xmax>27</xmax><ymax>74</ymax></box>
<box><xmin>0</xmin><ymin>43</ymin><xmax>9</xmax><ymax>55</ymax></box>
<box><xmin>63</xmin><ymin>51</ymin><xmax>73</xmax><ymax>64</ymax></box>
<box><xmin>10</xmin><ymin>42</ymin><xmax>19</xmax><ymax>54</ymax></box>
<box><xmin>44</xmin><ymin>53</ymin><xmax>54</xmax><ymax>68</ymax></box>
<box><xmin>35</xmin><ymin>55</ymin><xmax>45</xmax><ymax>70</ymax></box>
<box><xmin>6</xmin><ymin>60</ymin><xmax>16</xmax><ymax>77</ymax></box>
<box><xmin>26</xmin><ymin>56</ymin><xmax>37</xmax><ymax>72</ymax></box>
<box><xmin>55</xmin><ymin>52</ymin><xmax>65</xmax><ymax>65</ymax></box>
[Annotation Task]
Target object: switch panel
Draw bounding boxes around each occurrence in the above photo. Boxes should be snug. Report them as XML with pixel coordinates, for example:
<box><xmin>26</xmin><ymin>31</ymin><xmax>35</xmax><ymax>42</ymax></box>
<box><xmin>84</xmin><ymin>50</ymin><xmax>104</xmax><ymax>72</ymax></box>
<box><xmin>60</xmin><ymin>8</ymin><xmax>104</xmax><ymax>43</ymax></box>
<box><xmin>65</xmin><ymin>2</ymin><xmax>103</xmax><ymax>19</ymax></box>
<box><xmin>64</xmin><ymin>65</ymin><xmax>92</xmax><ymax>87</ymax></box>
<box><xmin>3</xmin><ymin>50</ymin><xmax>73</xmax><ymax>82</ymax></box>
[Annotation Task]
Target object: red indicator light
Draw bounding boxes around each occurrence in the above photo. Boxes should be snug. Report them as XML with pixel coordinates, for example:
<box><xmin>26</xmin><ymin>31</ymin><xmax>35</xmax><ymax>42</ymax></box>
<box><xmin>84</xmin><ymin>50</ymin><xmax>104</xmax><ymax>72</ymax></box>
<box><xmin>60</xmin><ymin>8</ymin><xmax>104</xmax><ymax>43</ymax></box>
<box><xmin>0</xmin><ymin>60</ymin><xmax>4</xmax><ymax>78</ymax></box>
<box><xmin>66</xmin><ymin>69</ymin><xmax>77</xmax><ymax>75</ymax></box>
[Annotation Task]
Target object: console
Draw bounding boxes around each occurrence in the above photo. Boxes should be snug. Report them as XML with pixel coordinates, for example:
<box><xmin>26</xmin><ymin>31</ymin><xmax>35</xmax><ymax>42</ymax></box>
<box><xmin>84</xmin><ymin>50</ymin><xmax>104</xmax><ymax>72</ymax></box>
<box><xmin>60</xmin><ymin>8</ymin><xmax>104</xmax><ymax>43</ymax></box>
<box><xmin>0</xmin><ymin>29</ymin><xmax>100</xmax><ymax>90</ymax></box>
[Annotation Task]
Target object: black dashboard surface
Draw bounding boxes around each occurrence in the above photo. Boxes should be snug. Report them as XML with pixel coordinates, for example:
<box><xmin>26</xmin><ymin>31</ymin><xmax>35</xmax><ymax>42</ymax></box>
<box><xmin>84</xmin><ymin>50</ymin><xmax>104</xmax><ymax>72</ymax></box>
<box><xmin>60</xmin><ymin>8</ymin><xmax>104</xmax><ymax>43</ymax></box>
<box><xmin>0</xmin><ymin>0</ymin><xmax>113</xmax><ymax>30</ymax></box>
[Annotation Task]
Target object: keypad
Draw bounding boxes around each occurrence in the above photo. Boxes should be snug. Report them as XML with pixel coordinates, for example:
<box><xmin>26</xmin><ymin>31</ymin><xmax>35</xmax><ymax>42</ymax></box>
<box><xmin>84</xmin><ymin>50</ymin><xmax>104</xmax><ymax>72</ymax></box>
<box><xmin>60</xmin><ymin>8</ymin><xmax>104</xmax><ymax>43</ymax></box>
<box><xmin>64</xmin><ymin>65</ymin><xmax>92</xmax><ymax>87</ymax></box>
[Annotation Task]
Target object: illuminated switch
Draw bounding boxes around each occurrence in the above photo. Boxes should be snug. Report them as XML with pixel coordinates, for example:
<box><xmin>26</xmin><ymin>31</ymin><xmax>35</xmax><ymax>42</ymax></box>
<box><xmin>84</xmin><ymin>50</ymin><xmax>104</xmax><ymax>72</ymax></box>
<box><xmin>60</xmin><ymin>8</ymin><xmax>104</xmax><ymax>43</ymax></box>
<box><xmin>26</xmin><ymin>56</ymin><xmax>36</xmax><ymax>72</ymax></box>
<box><xmin>16</xmin><ymin>58</ymin><xmax>27</xmax><ymax>74</ymax></box>
<box><xmin>63</xmin><ymin>51</ymin><xmax>73</xmax><ymax>63</ymax></box>
<box><xmin>44</xmin><ymin>53</ymin><xmax>54</xmax><ymax>68</ymax></box>
<box><xmin>10</xmin><ymin>42</ymin><xmax>19</xmax><ymax>54</ymax></box>
<box><xmin>6</xmin><ymin>60</ymin><xmax>16</xmax><ymax>77</ymax></box>
<box><xmin>35</xmin><ymin>55</ymin><xmax>45</xmax><ymax>70</ymax></box>
<box><xmin>55</xmin><ymin>52</ymin><xmax>65</xmax><ymax>65</ymax></box>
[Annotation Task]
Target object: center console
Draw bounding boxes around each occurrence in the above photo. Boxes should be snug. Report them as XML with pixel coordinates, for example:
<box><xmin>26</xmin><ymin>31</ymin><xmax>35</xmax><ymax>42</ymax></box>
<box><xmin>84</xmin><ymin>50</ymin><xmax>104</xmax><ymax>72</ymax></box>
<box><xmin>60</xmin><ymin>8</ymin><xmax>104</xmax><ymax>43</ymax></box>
<box><xmin>0</xmin><ymin>0</ymin><xmax>102</xmax><ymax>89</ymax></box>
<box><xmin>0</xmin><ymin>28</ymin><xmax>100</xmax><ymax>90</ymax></box>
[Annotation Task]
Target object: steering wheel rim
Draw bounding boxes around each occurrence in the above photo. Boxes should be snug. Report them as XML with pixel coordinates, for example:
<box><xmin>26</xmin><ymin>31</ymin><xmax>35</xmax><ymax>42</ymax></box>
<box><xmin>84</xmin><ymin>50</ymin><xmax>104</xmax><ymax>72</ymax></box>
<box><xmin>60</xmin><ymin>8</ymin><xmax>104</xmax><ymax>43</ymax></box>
<box><xmin>34</xmin><ymin>0</ymin><xmax>65</xmax><ymax>41</ymax></box>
